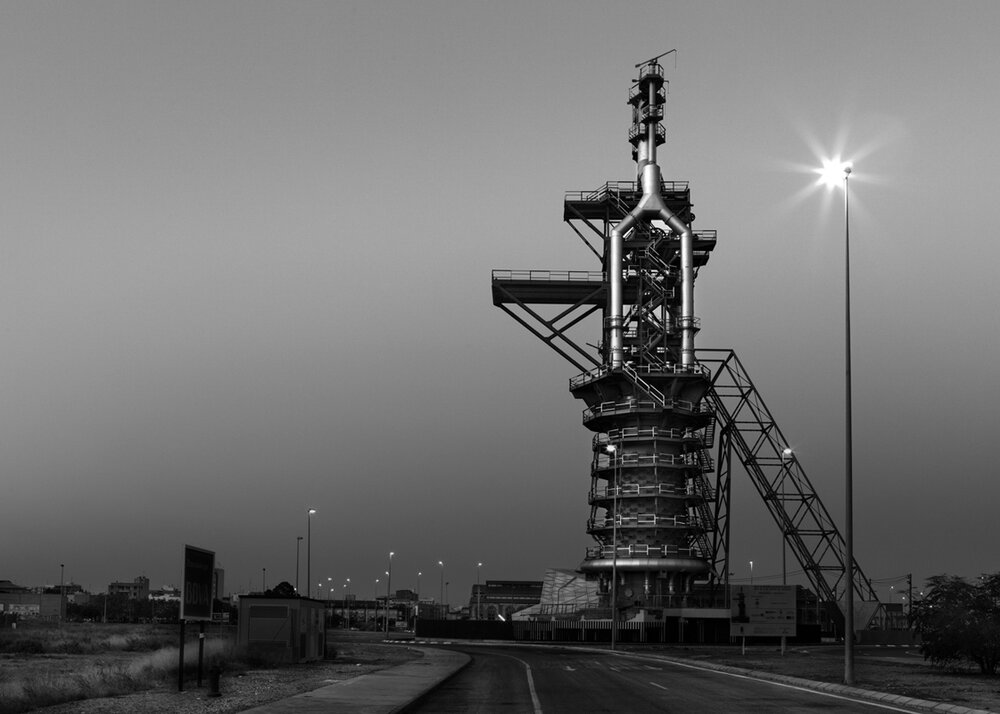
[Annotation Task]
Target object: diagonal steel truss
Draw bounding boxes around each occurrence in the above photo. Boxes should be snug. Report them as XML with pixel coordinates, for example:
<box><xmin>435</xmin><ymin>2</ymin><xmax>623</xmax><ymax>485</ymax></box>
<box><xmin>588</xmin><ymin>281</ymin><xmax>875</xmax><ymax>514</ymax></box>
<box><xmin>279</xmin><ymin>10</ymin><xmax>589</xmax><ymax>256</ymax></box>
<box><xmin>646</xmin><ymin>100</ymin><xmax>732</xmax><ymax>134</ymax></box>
<box><xmin>697</xmin><ymin>348</ymin><xmax>880</xmax><ymax>610</ymax></box>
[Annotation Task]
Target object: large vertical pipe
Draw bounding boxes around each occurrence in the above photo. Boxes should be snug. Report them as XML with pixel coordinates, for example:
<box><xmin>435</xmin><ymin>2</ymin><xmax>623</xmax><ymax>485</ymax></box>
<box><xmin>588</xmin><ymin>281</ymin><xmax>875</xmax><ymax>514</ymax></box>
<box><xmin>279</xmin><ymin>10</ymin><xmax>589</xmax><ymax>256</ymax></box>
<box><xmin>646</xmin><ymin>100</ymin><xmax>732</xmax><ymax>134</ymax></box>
<box><xmin>609</xmin><ymin>215</ymin><xmax>634</xmax><ymax>368</ymax></box>
<box><xmin>679</xmin><ymin>227</ymin><xmax>695</xmax><ymax>366</ymax></box>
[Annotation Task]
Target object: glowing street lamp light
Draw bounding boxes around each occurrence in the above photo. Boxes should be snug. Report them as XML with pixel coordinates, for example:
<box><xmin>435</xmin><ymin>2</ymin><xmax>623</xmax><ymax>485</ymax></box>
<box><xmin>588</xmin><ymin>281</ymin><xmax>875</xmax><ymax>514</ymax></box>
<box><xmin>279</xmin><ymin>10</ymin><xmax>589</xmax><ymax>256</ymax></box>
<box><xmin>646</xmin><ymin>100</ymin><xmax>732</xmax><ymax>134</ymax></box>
<box><xmin>749</xmin><ymin>560</ymin><xmax>754</xmax><ymax>586</ymax></box>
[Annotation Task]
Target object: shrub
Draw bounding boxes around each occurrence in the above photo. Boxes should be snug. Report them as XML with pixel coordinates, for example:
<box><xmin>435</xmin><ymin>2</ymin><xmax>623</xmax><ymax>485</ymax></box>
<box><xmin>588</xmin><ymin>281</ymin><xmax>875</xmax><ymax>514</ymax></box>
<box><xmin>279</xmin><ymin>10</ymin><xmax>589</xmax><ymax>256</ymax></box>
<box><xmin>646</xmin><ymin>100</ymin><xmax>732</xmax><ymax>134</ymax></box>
<box><xmin>913</xmin><ymin>573</ymin><xmax>1000</xmax><ymax>674</ymax></box>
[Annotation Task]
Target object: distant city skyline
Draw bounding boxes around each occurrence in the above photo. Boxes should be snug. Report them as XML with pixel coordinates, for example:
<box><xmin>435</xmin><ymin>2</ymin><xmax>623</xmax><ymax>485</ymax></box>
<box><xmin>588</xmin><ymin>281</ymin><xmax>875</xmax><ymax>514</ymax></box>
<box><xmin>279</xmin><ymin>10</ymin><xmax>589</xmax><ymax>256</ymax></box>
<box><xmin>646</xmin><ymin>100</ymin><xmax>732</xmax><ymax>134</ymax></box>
<box><xmin>3</xmin><ymin>1</ymin><xmax>1000</xmax><ymax>607</ymax></box>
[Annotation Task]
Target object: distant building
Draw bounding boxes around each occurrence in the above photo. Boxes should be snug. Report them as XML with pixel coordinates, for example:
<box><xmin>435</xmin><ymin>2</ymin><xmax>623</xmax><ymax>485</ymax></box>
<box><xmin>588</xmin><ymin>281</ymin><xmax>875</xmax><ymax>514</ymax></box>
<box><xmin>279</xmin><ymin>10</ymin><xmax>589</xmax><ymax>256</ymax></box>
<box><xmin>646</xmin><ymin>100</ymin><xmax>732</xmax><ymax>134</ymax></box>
<box><xmin>468</xmin><ymin>579</ymin><xmax>543</xmax><ymax>620</ymax></box>
<box><xmin>0</xmin><ymin>580</ymin><xmax>61</xmax><ymax>619</ymax></box>
<box><xmin>150</xmin><ymin>586</ymin><xmax>181</xmax><ymax>602</ymax></box>
<box><xmin>108</xmin><ymin>576</ymin><xmax>150</xmax><ymax>600</ymax></box>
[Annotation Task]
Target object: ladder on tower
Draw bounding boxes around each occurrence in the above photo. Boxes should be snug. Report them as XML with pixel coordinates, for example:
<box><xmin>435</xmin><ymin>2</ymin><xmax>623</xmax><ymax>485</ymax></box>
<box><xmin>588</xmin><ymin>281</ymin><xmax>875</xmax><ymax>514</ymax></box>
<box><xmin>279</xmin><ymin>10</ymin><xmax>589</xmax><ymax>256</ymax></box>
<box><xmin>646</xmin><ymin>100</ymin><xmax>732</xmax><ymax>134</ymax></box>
<box><xmin>696</xmin><ymin>348</ymin><xmax>881</xmax><ymax>620</ymax></box>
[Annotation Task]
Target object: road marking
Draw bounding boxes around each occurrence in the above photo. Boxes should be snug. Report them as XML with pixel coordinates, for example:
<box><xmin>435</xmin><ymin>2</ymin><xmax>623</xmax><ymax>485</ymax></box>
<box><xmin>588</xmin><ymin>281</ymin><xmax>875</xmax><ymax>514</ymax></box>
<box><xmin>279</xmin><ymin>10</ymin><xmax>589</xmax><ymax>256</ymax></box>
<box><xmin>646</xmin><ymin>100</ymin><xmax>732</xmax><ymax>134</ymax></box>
<box><xmin>492</xmin><ymin>653</ymin><xmax>543</xmax><ymax>714</ymax></box>
<box><xmin>643</xmin><ymin>656</ymin><xmax>921</xmax><ymax>712</ymax></box>
<box><xmin>649</xmin><ymin>681</ymin><xmax>669</xmax><ymax>691</ymax></box>
<box><xmin>564</xmin><ymin>665</ymin><xmax>576</xmax><ymax>671</ymax></box>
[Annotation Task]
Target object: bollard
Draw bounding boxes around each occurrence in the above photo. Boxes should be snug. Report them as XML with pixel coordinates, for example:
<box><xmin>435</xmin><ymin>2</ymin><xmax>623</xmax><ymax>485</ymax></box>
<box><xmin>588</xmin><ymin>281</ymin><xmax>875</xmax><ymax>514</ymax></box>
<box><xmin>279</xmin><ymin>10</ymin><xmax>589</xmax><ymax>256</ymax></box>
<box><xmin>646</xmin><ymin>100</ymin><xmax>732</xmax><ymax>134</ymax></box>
<box><xmin>208</xmin><ymin>666</ymin><xmax>222</xmax><ymax>698</ymax></box>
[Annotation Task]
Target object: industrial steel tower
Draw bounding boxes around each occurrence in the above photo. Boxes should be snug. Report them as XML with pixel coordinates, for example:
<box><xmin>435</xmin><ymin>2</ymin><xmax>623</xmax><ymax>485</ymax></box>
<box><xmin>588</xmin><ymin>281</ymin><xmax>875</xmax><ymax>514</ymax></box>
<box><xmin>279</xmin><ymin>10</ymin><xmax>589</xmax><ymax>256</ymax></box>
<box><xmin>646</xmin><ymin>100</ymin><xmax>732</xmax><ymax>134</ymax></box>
<box><xmin>493</xmin><ymin>55</ymin><xmax>882</xmax><ymax>632</ymax></box>
<box><xmin>496</xmin><ymin>53</ymin><xmax>717</xmax><ymax>612</ymax></box>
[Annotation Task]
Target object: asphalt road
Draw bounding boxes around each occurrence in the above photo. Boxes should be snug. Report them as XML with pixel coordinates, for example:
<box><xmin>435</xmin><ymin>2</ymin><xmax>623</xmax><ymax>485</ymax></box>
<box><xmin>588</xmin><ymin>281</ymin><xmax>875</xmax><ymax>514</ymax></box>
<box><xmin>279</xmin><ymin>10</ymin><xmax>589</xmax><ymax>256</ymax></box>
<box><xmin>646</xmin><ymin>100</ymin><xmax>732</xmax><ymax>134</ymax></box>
<box><xmin>409</xmin><ymin>645</ymin><xmax>924</xmax><ymax>713</ymax></box>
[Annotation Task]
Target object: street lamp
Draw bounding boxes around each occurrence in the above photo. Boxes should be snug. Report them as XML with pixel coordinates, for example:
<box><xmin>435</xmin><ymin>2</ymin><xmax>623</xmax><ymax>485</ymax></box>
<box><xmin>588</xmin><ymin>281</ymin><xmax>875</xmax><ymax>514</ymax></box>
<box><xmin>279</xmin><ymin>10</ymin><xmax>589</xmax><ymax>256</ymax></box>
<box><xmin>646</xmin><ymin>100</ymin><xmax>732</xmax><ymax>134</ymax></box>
<box><xmin>263</xmin><ymin>567</ymin><xmax>267</xmax><ymax>592</ymax></box>
<box><xmin>750</xmin><ymin>560</ymin><xmax>754</xmax><ymax>586</ymax></box>
<box><xmin>385</xmin><ymin>552</ymin><xmax>394</xmax><ymax>637</ymax></box>
<box><xmin>438</xmin><ymin>561</ymin><xmax>445</xmax><ymax>614</ymax></box>
<box><xmin>374</xmin><ymin>578</ymin><xmax>380</xmax><ymax>628</ymax></box>
<box><xmin>415</xmin><ymin>571</ymin><xmax>422</xmax><ymax>626</ymax></box>
<box><xmin>781</xmin><ymin>448</ymin><xmax>794</xmax><ymax>585</ymax></box>
<box><xmin>307</xmin><ymin>508</ymin><xmax>317</xmax><ymax>598</ymax></box>
<box><xmin>345</xmin><ymin>578</ymin><xmax>351</xmax><ymax>629</ymax></box>
<box><xmin>821</xmin><ymin>158</ymin><xmax>855</xmax><ymax>685</ymax></box>
<box><xmin>606</xmin><ymin>441</ymin><xmax>620</xmax><ymax>651</ymax></box>
<box><xmin>296</xmin><ymin>536</ymin><xmax>303</xmax><ymax>593</ymax></box>
<box><xmin>476</xmin><ymin>562</ymin><xmax>483</xmax><ymax>620</ymax></box>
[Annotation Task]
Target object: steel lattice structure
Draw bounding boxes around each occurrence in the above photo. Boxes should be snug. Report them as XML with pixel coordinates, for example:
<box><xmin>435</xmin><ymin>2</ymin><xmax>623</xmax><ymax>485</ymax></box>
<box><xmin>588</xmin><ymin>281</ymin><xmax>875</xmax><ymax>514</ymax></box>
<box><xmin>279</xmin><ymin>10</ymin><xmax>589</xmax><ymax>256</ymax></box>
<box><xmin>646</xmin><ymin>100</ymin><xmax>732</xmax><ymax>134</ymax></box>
<box><xmin>491</xmin><ymin>57</ymin><xmax>879</xmax><ymax>623</ymax></box>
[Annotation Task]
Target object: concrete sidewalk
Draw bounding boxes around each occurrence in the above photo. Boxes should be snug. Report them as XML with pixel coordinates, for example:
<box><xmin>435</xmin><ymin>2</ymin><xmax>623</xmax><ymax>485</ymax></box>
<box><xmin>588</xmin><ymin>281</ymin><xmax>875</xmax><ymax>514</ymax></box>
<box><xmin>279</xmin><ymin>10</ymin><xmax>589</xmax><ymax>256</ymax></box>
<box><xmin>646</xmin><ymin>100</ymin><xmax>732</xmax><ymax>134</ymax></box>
<box><xmin>239</xmin><ymin>645</ymin><xmax>469</xmax><ymax>714</ymax></box>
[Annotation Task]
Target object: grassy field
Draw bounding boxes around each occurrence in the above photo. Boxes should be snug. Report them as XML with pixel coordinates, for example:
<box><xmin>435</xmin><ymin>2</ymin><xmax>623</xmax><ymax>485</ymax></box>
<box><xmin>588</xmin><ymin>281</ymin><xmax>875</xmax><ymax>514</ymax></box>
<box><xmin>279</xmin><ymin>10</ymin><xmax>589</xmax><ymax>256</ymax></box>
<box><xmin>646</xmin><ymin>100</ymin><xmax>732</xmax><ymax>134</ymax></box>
<box><xmin>0</xmin><ymin>622</ymin><xmax>235</xmax><ymax>713</ymax></box>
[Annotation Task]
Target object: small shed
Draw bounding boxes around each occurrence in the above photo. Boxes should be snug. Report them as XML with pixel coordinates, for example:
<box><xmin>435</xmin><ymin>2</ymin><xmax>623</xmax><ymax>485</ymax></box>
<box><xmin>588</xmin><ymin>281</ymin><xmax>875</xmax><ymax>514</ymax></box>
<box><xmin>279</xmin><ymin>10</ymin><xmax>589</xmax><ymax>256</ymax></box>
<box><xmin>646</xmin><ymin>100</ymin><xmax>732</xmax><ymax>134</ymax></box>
<box><xmin>237</xmin><ymin>594</ymin><xmax>326</xmax><ymax>662</ymax></box>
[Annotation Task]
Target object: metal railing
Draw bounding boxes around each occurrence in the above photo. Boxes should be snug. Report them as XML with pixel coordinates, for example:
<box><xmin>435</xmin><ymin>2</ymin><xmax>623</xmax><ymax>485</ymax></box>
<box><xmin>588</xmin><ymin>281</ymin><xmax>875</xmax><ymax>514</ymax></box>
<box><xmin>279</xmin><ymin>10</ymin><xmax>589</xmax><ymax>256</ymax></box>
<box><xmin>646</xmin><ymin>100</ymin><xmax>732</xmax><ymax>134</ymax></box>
<box><xmin>582</xmin><ymin>398</ymin><xmax>713</xmax><ymax>423</ymax></box>
<box><xmin>590</xmin><ymin>483</ymin><xmax>685</xmax><ymax>500</ymax></box>
<box><xmin>584</xmin><ymin>543</ymin><xmax>698</xmax><ymax>560</ymax></box>
<box><xmin>593</xmin><ymin>452</ymin><xmax>704</xmax><ymax>469</ymax></box>
<box><xmin>587</xmin><ymin>514</ymin><xmax>694</xmax><ymax>529</ymax></box>
<box><xmin>492</xmin><ymin>269</ymin><xmax>604</xmax><ymax>282</ymax></box>
<box><xmin>563</xmin><ymin>180</ymin><xmax>689</xmax><ymax>205</ymax></box>
<box><xmin>596</xmin><ymin>426</ymin><xmax>706</xmax><ymax>446</ymax></box>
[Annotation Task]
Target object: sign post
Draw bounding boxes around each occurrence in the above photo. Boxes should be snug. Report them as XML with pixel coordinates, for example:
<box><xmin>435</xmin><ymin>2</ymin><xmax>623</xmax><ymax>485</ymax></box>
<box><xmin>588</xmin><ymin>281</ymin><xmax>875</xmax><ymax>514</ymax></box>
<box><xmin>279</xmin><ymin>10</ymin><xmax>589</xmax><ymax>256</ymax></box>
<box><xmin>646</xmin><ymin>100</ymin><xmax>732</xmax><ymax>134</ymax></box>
<box><xmin>730</xmin><ymin>584</ymin><xmax>797</xmax><ymax>654</ymax></box>
<box><xmin>179</xmin><ymin>545</ymin><xmax>215</xmax><ymax>691</ymax></box>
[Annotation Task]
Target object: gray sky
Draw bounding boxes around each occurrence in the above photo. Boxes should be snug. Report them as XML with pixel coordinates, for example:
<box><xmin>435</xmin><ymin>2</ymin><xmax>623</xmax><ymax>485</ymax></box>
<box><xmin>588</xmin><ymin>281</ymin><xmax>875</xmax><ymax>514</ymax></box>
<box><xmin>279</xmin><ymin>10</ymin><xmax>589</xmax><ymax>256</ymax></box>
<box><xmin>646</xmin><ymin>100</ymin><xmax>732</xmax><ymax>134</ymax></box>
<box><xmin>2</xmin><ymin>0</ymin><xmax>998</xmax><ymax>605</ymax></box>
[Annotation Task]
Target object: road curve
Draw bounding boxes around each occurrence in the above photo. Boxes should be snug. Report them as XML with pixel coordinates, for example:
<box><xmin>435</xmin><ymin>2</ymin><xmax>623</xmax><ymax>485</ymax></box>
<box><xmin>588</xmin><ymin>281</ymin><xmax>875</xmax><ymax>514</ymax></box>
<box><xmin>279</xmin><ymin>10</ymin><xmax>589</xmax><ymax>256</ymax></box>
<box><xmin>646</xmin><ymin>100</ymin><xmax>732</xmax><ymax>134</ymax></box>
<box><xmin>408</xmin><ymin>644</ymin><xmax>925</xmax><ymax>714</ymax></box>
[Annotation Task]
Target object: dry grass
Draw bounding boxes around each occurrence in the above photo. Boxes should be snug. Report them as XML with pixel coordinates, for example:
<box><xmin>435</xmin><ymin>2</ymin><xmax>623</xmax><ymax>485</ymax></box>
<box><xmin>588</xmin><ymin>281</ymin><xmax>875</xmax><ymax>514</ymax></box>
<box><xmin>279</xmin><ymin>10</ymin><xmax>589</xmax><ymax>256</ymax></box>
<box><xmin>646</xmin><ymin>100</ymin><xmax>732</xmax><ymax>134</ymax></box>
<box><xmin>0</xmin><ymin>623</ymin><xmax>235</xmax><ymax>714</ymax></box>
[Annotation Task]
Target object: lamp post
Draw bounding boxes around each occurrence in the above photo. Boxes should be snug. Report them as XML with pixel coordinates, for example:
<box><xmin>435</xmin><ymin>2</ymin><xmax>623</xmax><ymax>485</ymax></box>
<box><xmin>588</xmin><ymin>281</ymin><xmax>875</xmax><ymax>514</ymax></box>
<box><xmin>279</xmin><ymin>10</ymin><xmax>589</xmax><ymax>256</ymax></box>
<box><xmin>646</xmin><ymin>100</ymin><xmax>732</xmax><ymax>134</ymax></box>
<box><xmin>750</xmin><ymin>560</ymin><xmax>754</xmax><ymax>586</ymax></box>
<box><xmin>476</xmin><ymin>562</ymin><xmax>483</xmax><ymax>620</ymax></box>
<box><xmin>385</xmin><ymin>552</ymin><xmax>394</xmax><ymax>637</ymax></box>
<box><xmin>819</xmin><ymin>158</ymin><xmax>855</xmax><ymax>685</ymax></box>
<box><xmin>263</xmin><ymin>567</ymin><xmax>267</xmax><ymax>592</ymax></box>
<box><xmin>307</xmin><ymin>508</ymin><xmax>316</xmax><ymax>598</ymax></box>
<box><xmin>374</xmin><ymin>578</ymin><xmax>380</xmax><ymax>628</ymax></box>
<box><xmin>843</xmin><ymin>164</ymin><xmax>855</xmax><ymax>687</ymax></box>
<box><xmin>438</xmin><ymin>561</ymin><xmax>445</xmax><ymax>616</ymax></box>
<box><xmin>345</xmin><ymin>578</ymin><xmax>351</xmax><ymax>629</ymax></box>
<box><xmin>415</xmin><ymin>571</ymin><xmax>422</xmax><ymax>626</ymax></box>
<box><xmin>781</xmin><ymin>448</ymin><xmax>794</xmax><ymax>586</ymax></box>
<box><xmin>295</xmin><ymin>536</ymin><xmax>303</xmax><ymax>594</ymax></box>
<box><xmin>605</xmin><ymin>442</ymin><xmax>620</xmax><ymax>651</ymax></box>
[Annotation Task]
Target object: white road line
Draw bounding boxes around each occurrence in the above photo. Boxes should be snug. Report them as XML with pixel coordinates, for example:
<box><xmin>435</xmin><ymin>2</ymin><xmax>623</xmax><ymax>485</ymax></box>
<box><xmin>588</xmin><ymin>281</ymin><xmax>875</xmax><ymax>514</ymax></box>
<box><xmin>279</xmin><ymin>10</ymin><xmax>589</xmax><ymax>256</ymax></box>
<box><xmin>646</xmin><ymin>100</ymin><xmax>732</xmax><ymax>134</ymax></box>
<box><xmin>649</xmin><ymin>681</ymin><xmax>669</xmax><ymax>691</ymax></box>
<box><xmin>646</xmin><ymin>657</ymin><xmax>921</xmax><ymax>712</ymax></box>
<box><xmin>493</xmin><ymin>653</ymin><xmax>543</xmax><ymax>714</ymax></box>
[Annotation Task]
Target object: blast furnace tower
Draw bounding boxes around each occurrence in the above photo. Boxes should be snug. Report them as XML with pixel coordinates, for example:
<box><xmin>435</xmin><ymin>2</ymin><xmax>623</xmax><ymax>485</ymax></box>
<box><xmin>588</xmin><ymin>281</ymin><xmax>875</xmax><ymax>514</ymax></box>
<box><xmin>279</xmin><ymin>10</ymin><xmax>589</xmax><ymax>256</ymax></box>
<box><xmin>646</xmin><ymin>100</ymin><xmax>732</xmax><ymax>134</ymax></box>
<box><xmin>493</xmin><ymin>55</ymin><xmax>882</xmax><ymax>634</ymax></box>
<box><xmin>496</xmin><ymin>54</ymin><xmax>716</xmax><ymax>611</ymax></box>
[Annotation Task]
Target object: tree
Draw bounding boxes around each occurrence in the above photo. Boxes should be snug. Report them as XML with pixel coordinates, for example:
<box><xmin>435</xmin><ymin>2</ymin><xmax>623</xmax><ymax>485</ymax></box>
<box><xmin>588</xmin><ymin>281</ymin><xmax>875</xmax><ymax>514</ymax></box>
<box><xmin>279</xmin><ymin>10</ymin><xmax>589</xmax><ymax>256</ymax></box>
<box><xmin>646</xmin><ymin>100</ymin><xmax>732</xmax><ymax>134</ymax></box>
<box><xmin>912</xmin><ymin>573</ymin><xmax>1000</xmax><ymax>674</ymax></box>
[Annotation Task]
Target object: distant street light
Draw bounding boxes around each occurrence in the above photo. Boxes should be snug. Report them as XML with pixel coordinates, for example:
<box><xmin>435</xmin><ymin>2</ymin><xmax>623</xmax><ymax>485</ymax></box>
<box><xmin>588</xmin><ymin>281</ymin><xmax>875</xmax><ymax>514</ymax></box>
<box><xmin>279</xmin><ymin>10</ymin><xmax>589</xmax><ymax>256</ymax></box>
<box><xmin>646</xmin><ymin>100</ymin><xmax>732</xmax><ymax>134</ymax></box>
<box><xmin>307</xmin><ymin>508</ymin><xmax>317</xmax><ymax>598</ymax></box>
<box><xmin>295</xmin><ymin>536</ymin><xmax>303</xmax><ymax>593</ymax></box>
<box><xmin>476</xmin><ymin>562</ymin><xmax>483</xmax><ymax>620</ymax></box>
<box><xmin>345</xmin><ymin>578</ymin><xmax>352</xmax><ymax>629</ymax></box>
<box><xmin>438</xmin><ymin>561</ymin><xmax>445</xmax><ymax>613</ymax></box>
<box><xmin>781</xmin><ymin>448</ymin><xmax>794</xmax><ymax>585</ymax></box>
<box><xmin>385</xmin><ymin>552</ymin><xmax>394</xmax><ymax>637</ymax></box>
<box><xmin>263</xmin><ymin>567</ymin><xmax>267</xmax><ymax>592</ymax></box>
<box><xmin>606</xmin><ymin>442</ymin><xmax>620</xmax><ymax>651</ymax></box>
<box><xmin>750</xmin><ymin>560</ymin><xmax>754</xmax><ymax>586</ymax></box>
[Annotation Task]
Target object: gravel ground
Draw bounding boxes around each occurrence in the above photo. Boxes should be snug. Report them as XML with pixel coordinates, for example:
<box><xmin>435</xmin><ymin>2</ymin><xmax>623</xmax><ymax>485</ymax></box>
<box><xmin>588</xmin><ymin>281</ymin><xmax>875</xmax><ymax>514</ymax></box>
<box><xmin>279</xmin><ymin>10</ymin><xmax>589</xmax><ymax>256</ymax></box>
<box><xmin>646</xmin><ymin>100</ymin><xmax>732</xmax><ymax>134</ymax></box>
<box><xmin>29</xmin><ymin>644</ymin><xmax>422</xmax><ymax>714</ymax></box>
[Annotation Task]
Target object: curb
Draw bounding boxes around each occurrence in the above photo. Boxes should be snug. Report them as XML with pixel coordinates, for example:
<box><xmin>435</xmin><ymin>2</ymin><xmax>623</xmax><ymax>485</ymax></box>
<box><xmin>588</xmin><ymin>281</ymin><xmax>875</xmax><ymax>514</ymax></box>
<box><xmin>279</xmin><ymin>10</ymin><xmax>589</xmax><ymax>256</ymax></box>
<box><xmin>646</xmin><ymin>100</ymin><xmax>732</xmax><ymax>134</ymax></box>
<box><xmin>612</xmin><ymin>651</ymin><xmax>995</xmax><ymax>714</ymax></box>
